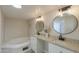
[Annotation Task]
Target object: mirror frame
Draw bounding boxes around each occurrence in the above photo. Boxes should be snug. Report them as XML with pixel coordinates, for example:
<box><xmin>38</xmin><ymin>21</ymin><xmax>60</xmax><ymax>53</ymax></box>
<box><xmin>52</xmin><ymin>13</ymin><xmax>78</xmax><ymax>35</ymax></box>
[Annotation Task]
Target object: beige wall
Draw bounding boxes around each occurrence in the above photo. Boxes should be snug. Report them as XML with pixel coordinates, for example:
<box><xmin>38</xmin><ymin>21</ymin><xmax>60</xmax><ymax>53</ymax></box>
<box><xmin>28</xmin><ymin>19</ymin><xmax>36</xmax><ymax>37</ymax></box>
<box><xmin>0</xmin><ymin>8</ymin><xmax>2</xmax><ymax>52</ymax></box>
<box><xmin>4</xmin><ymin>18</ymin><xmax>30</xmax><ymax>42</ymax></box>
<box><xmin>0</xmin><ymin>8</ymin><xmax>4</xmax><ymax>52</ymax></box>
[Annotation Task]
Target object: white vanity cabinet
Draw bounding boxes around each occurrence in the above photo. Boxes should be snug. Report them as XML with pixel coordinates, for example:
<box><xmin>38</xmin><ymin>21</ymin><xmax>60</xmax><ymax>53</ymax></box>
<box><xmin>48</xmin><ymin>43</ymin><xmax>74</xmax><ymax>53</ymax></box>
<box><xmin>31</xmin><ymin>37</ymin><xmax>74</xmax><ymax>53</ymax></box>
<box><xmin>30</xmin><ymin>37</ymin><xmax>45</xmax><ymax>53</ymax></box>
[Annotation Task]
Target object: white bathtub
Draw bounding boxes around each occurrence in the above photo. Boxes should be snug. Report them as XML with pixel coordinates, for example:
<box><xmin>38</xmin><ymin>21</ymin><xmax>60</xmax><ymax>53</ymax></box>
<box><xmin>2</xmin><ymin>37</ymin><xmax>31</xmax><ymax>53</ymax></box>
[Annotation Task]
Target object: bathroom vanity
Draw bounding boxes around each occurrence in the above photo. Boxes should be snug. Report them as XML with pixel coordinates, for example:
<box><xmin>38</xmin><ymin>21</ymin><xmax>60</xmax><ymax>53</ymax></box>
<box><xmin>31</xmin><ymin>35</ymin><xmax>79</xmax><ymax>53</ymax></box>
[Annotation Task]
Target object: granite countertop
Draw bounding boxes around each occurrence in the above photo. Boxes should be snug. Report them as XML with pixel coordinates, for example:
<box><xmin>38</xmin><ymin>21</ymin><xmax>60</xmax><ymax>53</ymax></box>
<box><xmin>34</xmin><ymin>35</ymin><xmax>79</xmax><ymax>52</ymax></box>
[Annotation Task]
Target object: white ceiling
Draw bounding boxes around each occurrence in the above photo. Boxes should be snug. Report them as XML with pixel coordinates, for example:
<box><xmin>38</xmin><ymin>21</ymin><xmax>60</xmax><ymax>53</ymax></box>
<box><xmin>1</xmin><ymin>5</ymin><xmax>66</xmax><ymax>20</ymax></box>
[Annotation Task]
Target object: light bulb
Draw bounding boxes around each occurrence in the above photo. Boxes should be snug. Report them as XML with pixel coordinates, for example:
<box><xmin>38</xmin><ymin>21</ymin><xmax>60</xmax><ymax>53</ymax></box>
<box><xmin>58</xmin><ymin>10</ymin><xmax>63</xmax><ymax>16</ymax></box>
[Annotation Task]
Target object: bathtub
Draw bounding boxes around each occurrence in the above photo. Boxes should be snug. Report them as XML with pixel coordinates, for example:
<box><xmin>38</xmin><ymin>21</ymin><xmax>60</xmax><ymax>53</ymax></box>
<box><xmin>2</xmin><ymin>37</ymin><xmax>31</xmax><ymax>53</ymax></box>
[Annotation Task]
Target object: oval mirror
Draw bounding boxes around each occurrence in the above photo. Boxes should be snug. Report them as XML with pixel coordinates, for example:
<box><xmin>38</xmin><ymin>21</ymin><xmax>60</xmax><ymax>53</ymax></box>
<box><xmin>36</xmin><ymin>21</ymin><xmax>44</xmax><ymax>33</ymax></box>
<box><xmin>52</xmin><ymin>13</ymin><xmax>78</xmax><ymax>35</ymax></box>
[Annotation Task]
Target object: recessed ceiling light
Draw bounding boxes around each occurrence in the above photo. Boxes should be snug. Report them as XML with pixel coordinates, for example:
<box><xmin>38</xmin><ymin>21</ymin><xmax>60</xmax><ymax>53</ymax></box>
<box><xmin>12</xmin><ymin>5</ymin><xmax>22</xmax><ymax>8</ymax></box>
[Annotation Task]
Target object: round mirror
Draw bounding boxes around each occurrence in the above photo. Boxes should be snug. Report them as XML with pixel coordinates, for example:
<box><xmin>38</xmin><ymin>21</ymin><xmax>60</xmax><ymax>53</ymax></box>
<box><xmin>36</xmin><ymin>21</ymin><xmax>44</xmax><ymax>33</ymax></box>
<box><xmin>52</xmin><ymin>13</ymin><xmax>78</xmax><ymax>35</ymax></box>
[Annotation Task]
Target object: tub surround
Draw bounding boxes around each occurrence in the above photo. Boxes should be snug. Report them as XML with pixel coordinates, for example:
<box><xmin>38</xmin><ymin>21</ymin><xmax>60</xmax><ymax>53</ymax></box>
<box><xmin>2</xmin><ymin>37</ymin><xmax>30</xmax><ymax>48</ymax></box>
<box><xmin>1</xmin><ymin>37</ymin><xmax>31</xmax><ymax>53</ymax></box>
<box><xmin>34</xmin><ymin>34</ymin><xmax>79</xmax><ymax>52</ymax></box>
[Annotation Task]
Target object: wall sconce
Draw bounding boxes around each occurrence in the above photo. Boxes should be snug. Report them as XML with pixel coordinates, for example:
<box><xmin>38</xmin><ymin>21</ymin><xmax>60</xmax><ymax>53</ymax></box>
<box><xmin>36</xmin><ymin>16</ymin><xmax>44</xmax><ymax>21</ymax></box>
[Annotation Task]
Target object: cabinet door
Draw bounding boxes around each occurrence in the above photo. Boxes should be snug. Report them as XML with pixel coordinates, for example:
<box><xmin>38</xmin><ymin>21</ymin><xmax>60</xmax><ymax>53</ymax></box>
<box><xmin>37</xmin><ymin>39</ymin><xmax>45</xmax><ymax>53</ymax></box>
<box><xmin>60</xmin><ymin>47</ymin><xmax>74</xmax><ymax>53</ymax></box>
<box><xmin>48</xmin><ymin>43</ymin><xmax>62</xmax><ymax>53</ymax></box>
<box><xmin>30</xmin><ymin>37</ymin><xmax>37</xmax><ymax>52</ymax></box>
<box><xmin>31</xmin><ymin>37</ymin><xmax>45</xmax><ymax>53</ymax></box>
<box><xmin>48</xmin><ymin>43</ymin><xmax>74</xmax><ymax>53</ymax></box>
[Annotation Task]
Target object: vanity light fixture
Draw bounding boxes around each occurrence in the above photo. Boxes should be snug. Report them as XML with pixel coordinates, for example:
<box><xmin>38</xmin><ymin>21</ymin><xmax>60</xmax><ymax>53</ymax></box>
<box><xmin>36</xmin><ymin>16</ymin><xmax>42</xmax><ymax>21</ymax></box>
<box><xmin>58</xmin><ymin>5</ymin><xmax>72</xmax><ymax>16</ymax></box>
<box><xmin>61</xmin><ymin>5</ymin><xmax>72</xmax><ymax>11</ymax></box>
<box><xmin>37</xmin><ymin>16</ymin><xmax>41</xmax><ymax>18</ymax></box>
<box><xmin>36</xmin><ymin>16</ymin><xmax>44</xmax><ymax>21</ymax></box>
